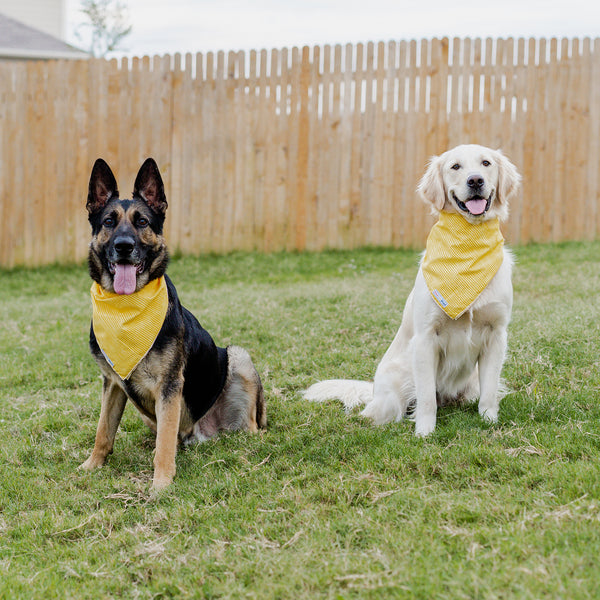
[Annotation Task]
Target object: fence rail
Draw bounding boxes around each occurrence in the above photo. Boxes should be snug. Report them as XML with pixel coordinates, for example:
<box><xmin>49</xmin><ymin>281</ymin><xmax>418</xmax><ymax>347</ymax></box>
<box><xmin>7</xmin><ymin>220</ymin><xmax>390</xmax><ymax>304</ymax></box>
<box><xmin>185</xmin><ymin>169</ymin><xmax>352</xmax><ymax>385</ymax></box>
<box><xmin>1</xmin><ymin>37</ymin><xmax>599</xmax><ymax>267</ymax></box>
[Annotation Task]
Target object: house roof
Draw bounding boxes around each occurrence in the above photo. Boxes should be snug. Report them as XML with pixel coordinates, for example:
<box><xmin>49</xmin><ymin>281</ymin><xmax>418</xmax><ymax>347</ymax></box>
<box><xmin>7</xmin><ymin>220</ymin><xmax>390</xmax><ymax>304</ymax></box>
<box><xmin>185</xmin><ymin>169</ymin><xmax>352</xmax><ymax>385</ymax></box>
<box><xmin>0</xmin><ymin>12</ymin><xmax>89</xmax><ymax>59</ymax></box>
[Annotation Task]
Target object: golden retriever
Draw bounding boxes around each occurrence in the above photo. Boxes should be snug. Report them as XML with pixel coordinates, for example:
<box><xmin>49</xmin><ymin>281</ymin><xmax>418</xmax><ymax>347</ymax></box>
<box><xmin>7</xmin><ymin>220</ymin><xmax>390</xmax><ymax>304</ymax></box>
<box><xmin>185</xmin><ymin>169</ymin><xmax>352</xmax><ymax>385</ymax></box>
<box><xmin>304</xmin><ymin>144</ymin><xmax>521</xmax><ymax>436</ymax></box>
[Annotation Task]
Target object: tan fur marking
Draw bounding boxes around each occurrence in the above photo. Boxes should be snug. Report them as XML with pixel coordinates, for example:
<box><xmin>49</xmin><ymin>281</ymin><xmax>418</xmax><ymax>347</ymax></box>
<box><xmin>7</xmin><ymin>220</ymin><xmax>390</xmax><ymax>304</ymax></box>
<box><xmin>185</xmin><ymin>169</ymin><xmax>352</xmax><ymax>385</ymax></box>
<box><xmin>79</xmin><ymin>378</ymin><xmax>127</xmax><ymax>470</ymax></box>
<box><xmin>153</xmin><ymin>391</ymin><xmax>182</xmax><ymax>489</ymax></box>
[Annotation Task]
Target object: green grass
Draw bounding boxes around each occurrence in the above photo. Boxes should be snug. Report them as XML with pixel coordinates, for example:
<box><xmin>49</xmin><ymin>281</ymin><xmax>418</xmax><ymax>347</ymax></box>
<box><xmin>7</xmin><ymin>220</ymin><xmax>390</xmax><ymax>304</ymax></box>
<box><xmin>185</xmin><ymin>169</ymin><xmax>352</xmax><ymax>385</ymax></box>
<box><xmin>1</xmin><ymin>242</ymin><xmax>600</xmax><ymax>599</ymax></box>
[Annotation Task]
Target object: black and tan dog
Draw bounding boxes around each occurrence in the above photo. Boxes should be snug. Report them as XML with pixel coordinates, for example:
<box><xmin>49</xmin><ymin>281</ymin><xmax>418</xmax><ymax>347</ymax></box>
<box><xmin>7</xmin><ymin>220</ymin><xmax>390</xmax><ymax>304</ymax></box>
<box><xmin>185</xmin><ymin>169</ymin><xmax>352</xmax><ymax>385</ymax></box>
<box><xmin>79</xmin><ymin>158</ymin><xmax>266</xmax><ymax>489</ymax></box>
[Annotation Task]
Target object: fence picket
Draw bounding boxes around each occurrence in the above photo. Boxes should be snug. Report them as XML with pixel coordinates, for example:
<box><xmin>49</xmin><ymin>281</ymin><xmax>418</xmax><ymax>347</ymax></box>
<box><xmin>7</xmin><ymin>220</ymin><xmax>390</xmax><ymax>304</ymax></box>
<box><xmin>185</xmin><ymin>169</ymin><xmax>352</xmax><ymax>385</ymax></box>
<box><xmin>0</xmin><ymin>37</ymin><xmax>599</xmax><ymax>267</ymax></box>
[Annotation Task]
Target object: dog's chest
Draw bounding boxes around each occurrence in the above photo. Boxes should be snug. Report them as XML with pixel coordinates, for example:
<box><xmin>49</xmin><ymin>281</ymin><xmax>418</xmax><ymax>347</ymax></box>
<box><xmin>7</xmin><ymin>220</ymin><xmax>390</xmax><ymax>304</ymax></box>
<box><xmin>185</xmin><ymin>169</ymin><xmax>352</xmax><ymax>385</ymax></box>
<box><xmin>438</xmin><ymin>313</ymin><xmax>479</xmax><ymax>358</ymax></box>
<box><xmin>93</xmin><ymin>344</ymin><xmax>181</xmax><ymax>417</ymax></box>
<box><xmin>439</xmin><ymin>305</ymin><xmax>502</xmax><ymax>362</ymax></box>
<box><xmin>123</xmin><ymin>364</ymin><xmax>163</xmax><ymax>415</ymax></box>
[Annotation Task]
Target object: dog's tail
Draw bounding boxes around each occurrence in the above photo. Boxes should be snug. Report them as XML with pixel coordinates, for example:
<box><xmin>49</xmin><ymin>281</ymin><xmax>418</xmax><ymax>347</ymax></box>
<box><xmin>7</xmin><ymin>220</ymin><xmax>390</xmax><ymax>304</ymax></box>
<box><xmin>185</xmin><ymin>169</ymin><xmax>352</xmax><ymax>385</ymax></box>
<box><xmin>255</xmin><ymin>383</ymin><xmax>267</xmax><ymax>429</ymax></box>
<box><xmin>302</xmin><ymin>379</ymin><xmax>374</xmax><ymax>410</ymax></box>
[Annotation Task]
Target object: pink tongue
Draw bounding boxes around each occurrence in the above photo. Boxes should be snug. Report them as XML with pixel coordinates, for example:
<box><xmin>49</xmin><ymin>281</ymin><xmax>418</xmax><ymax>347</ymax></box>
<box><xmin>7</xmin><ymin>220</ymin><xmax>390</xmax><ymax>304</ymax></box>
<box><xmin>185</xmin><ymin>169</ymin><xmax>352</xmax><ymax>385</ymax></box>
<box><xmin>113</xmin><ymin>264</ymin><xmax>137</xmax><ymax>295</ymax></box>
<box><xmin>465</xmin><ymin>198</ymin><xmax>487</xmax><ymax>215</ymax></box>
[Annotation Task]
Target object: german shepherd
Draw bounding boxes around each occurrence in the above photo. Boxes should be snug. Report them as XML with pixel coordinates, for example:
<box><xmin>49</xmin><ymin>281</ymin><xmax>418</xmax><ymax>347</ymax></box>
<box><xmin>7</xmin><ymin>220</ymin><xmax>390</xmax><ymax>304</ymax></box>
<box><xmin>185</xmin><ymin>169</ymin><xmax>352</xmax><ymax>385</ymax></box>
<box><xmin>79</xmin><ymin>158</ymin><xmax>266</xmax><ymax>489</ymax></box>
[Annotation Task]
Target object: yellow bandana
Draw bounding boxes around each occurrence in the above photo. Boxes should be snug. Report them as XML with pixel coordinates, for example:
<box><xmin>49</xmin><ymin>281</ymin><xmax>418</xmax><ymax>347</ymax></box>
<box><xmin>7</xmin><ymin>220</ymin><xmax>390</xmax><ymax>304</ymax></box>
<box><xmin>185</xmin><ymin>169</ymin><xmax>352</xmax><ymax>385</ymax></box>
<box><xmin>90</xmin><ymin>276</ymin><xmax>169</xmax><ymax>379</ymax></box>
<box><xmin>422</xmin><ymin>211</ymin><xmax>504</xmax><ymax>319</ymax></box>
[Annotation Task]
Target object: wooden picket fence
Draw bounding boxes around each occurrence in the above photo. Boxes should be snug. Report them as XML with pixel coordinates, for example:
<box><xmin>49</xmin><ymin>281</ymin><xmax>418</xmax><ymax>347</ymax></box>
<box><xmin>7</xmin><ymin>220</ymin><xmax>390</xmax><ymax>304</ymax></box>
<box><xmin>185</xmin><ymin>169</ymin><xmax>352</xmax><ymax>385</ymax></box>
<box><xmin>1</xmin><ymin>37</ymin><xmax>599</xmax><ymax>267</ymax></box>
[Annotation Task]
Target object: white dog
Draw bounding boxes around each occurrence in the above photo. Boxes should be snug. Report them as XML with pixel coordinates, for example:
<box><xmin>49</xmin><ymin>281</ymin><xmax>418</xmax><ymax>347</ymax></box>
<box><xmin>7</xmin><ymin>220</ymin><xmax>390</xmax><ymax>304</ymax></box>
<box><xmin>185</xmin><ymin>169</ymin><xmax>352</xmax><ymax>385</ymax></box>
<box><xmin>304</xmin><ymin>144</ymin><xmax>521</xmax><ymax>436</ymax></box>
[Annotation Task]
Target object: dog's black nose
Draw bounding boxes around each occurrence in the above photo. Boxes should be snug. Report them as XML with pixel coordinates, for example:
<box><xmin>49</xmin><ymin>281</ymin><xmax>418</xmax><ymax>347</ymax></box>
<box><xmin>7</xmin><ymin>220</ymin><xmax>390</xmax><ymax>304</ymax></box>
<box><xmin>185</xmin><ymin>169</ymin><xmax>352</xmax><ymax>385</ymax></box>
<box><xmin>114</xmin><ymin>236</ymin><xmax>135</xmax><ymax>256</ymax></box>
<box><xmin>467</xmin><ymin>174</ymin><xmax>485</xmax><ymax>189</ymax></box>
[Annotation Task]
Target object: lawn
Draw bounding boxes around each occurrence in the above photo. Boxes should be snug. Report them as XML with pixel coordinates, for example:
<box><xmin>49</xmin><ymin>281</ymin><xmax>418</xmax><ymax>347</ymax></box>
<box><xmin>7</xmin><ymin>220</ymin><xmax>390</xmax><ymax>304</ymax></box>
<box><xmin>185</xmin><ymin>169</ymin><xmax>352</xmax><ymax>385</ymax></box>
<box><xmin>1</xmin><ymin>242</ymin><xmax>600</xmax><ymax>599</ymax></box>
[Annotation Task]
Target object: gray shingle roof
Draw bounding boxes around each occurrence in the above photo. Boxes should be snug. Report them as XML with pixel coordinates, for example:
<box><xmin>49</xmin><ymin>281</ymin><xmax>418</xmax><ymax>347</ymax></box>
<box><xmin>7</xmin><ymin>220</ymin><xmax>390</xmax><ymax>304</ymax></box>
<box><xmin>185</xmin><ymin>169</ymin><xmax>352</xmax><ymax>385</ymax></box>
<box><xmin>0</xmin><ymin>12</ymin><xmax>89</xmax><ymax>59</ymax></box>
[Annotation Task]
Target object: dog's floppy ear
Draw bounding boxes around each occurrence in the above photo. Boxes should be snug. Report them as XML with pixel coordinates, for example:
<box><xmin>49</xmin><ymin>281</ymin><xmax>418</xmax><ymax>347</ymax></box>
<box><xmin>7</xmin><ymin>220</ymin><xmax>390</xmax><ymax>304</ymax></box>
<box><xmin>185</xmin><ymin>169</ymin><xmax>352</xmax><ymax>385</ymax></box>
<box><xmin>87</xmin><ymin>159</ymin><xmax>118</xmax><ymax>215</ymax></box>
<box><xmin>417</xmin><ymin>155</ymin><xmax>446</xmax><ymax>212</ymax></box>
<box><xmin>494</xmin><ymin>149</ymin><xmax>521</xmax><ymax>206</ymax></box>
<box><xmin>133</xmin><ymin>158</ymin><xmax>168</xmax><ymax>214</ymax></box>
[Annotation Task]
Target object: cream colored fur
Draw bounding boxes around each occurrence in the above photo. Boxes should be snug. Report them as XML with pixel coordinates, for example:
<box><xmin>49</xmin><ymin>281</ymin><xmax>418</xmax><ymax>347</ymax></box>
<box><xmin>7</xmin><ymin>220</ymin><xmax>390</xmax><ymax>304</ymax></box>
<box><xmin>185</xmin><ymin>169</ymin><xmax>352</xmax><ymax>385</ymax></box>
<box><xmin>304</xmin><ymin>144</ymin><xmax>521</xmax><ymax>436</ymax></box>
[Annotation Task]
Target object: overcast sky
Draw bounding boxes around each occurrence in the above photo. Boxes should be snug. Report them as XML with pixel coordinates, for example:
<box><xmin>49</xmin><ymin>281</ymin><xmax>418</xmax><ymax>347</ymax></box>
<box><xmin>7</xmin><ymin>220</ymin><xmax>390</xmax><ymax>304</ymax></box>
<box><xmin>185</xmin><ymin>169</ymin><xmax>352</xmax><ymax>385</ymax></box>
<box><xmin>66</xmin><ymin>0</ymin><xmax>600</xmax><ymax>57</ymax></box>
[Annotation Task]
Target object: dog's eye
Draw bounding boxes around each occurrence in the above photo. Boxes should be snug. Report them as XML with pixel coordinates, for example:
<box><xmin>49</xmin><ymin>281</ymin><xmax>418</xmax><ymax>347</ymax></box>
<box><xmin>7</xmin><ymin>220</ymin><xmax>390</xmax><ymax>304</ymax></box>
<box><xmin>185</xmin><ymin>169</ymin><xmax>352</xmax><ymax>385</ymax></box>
<box><xmin>451</xmin><ymin>163</ymin><xmax>461</xmax><ymax>170</ymax></box>
<box><xmin>137</xmin><ymin>217</ymin><xmax>149</xmax><ymax>227</ymax></box>
<box><xmin>482</xmin><ymin>160</ymin><xmax>491</xmax><ymax>167</ymax></box>
<box><xmin>103</xmin><ymin>216</ymin><xmax>115</xmax><ymax>227</ymax></box>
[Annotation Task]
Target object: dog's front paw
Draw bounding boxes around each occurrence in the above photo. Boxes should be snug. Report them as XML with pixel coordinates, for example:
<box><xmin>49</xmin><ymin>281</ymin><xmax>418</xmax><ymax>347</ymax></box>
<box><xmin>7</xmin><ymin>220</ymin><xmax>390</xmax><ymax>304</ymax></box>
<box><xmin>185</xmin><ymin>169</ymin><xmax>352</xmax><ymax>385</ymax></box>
<box><xmin>78</xmin><ymin>455</ymin><xmax>105</xmax><ymax>470</ymax></box>
<box><xmin>151</xmin><ymin>474</ymin><xmax>174</xmax><ymax>490</ymax></box>
<box><xmin>414</xmin><ymin>416</ymin><xmax>436</xmax><ymax>437</ymax></box>
<box><xmin>479</xmin><ymin>406</ymin><xmax>498</xmax><ymax>423</ymax></box>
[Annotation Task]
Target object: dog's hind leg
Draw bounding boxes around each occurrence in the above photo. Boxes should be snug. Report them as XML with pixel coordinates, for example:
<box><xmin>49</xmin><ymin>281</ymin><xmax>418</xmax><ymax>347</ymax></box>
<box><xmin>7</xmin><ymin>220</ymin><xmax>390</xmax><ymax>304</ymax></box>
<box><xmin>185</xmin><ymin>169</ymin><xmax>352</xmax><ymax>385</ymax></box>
<box><xmin>186</xmin><ymin>346</ymin><xmax>265</xmax><ymax>444</ymax></box>
<box><xmin>80</xmin><ymin>377</ymin><xmax>127</xmax><ymax>470</ymax></box>
<box><xmin>217</xmin><ymin>345</ymin><xmax>265</xmax><ymax>432</ymax></box>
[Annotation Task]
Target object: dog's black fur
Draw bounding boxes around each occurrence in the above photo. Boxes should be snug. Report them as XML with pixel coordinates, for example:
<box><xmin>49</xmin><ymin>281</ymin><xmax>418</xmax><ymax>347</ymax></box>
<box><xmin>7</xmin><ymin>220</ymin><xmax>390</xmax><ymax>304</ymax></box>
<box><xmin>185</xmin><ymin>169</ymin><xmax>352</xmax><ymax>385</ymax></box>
<box><xmin>80</xmin><ymin>158</ymin><xmax>266</xmax><ymax>489</ymax></box>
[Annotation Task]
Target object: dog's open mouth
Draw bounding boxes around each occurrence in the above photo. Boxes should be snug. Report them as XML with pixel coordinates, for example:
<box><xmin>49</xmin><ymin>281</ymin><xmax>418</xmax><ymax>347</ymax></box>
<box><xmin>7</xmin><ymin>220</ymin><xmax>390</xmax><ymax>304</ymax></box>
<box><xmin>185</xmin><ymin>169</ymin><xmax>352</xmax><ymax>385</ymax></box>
<box><xmin>452</xmin><ymin>191</ymin><xmax>492</xmax><ymax>216</ymax></box>
<box><xmin>108</xmin><ymin>261</ymin><xmax>144</xmax><ymax>295</ymax></box>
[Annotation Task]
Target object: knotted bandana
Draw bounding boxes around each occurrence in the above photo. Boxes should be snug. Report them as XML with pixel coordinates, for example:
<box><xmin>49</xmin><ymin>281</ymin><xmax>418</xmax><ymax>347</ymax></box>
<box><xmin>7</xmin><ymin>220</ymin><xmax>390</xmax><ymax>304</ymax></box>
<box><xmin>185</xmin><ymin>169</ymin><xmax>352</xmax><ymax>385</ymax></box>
<box><xmin>421</xmin><ymin>211</ymin><xmax>504</xmax><ymax>319</ymax></box>
<box><xmin>90</xmin><ymin>276</ymin><xmax>169</xmax><ymax>379</ymax></box>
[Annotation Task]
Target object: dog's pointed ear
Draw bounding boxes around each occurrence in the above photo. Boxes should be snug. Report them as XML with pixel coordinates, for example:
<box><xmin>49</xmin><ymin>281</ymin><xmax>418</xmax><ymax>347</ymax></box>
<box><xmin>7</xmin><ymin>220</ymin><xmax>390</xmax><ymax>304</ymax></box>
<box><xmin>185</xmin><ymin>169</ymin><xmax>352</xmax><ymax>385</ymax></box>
<box><xmin>87</xmin><ymin>159</ymin><xmax>118</xmax><ymax>215</ymax></box>
<box><xmin>133</xmin><ymin>158</ymin><xmax>168</xmax><ymax>214</ymax></box>
<box><xmin>417</xmin><ymin>154</ymin><xmax>446</xmax><ymax>213</ymax></box>
<box><xmin>494</xmin><ymin>149</ymin><xmax>521</xmax><ymax>206</ymax></box>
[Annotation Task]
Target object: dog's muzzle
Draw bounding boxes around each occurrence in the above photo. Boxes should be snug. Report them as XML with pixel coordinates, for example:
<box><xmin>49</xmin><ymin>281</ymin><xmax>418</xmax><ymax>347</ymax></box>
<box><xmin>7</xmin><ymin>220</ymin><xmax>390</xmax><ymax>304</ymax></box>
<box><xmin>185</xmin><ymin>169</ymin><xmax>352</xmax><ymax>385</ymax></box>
<box><xmin>452</xmin><ymin>190</ymin><xmax>493</xmax><ymax>216</ymax></box>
